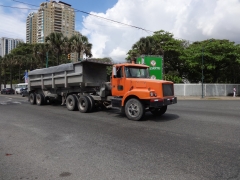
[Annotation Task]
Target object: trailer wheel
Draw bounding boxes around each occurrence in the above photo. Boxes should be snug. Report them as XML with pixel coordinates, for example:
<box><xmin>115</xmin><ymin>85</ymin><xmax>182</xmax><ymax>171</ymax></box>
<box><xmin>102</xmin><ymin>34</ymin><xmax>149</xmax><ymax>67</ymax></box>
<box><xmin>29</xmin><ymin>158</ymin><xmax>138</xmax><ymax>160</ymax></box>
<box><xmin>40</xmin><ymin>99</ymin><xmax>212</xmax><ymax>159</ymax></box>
<box><xmin>72</xmin><ymin>94</ymin><xmax>79</xmax><ymax>110</ymax></box>
<box><xmin>36</xmin><ymin>94</ymin><xmax>44</xmax><ymax>106</ymax></box>
<box><xmin>78</xmin><ymin>95</ymin><xmax>90</xmax><ymax>113</ymax></box>
<box><xmin>150</xmin><ymin>106</ymin><xmax>167</xmax><ymax>116</ymax></box>
<box><xmin>29</xmin><ymin>93</ymin><xmax>36</xmax><ymax>105</ymax></box>
<box><xmin>125</xmin><ymin>98</ymin><xmax>145</xmax><ymax>121</ymax></box>
<box><xmin>86</xmin><ymin>95</ymin><xmax>95</xmax><ymax>112</ymax></box>
<box><xmin>66</xmin><ymin>95</ymin><xmax>77</xmax><ymax>111</ymax></box>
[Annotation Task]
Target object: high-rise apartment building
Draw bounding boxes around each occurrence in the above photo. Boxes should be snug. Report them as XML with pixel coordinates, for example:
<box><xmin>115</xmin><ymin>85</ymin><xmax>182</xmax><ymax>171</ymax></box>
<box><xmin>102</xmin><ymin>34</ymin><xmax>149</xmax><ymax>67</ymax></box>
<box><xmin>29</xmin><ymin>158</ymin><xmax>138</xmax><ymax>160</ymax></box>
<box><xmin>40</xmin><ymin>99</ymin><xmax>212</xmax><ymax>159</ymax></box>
<box><xmin>36</xmin><ymin>1</ymin><xmax>75</xmax><ymax>43</ymax></box>
<box><xmin>26</xmin><ymin>12</ymin><xmax>37</xmax><ymax>44</ymax></box>
<box><xmin>0</xmin><ymin>37</ymin><xmax>23</xmax><ymax>57</ymax></box>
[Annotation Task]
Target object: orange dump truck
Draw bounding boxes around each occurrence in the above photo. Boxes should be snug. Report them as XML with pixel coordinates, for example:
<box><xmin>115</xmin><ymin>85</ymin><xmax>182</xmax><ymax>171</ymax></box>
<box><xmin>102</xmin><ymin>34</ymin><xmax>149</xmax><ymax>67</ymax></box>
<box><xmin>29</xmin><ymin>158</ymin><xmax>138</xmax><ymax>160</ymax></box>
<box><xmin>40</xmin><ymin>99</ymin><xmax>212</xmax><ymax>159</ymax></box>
<box><xmin>28</xmin><ymin>59</ymin><xmax>177</xmax><ymax>121</ymax></box>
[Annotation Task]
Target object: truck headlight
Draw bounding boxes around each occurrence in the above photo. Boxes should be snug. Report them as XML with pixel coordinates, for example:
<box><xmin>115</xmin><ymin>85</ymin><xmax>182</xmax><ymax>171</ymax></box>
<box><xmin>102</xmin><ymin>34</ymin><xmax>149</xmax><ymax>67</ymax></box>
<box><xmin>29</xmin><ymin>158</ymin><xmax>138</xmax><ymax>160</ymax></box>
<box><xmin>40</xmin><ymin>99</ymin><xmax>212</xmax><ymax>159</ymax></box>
<box><xmin>150</xmin><ymin>91</ymin><xmax>157</xmax><ymax>97</ymax></box>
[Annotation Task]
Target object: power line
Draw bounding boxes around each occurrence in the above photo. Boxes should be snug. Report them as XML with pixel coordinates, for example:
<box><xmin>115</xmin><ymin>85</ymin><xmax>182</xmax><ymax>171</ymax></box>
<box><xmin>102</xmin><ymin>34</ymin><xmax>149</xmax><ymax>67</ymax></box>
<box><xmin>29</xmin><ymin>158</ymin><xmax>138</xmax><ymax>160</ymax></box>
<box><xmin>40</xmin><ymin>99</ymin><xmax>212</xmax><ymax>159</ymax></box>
<box><xmin>0</xmin><ymin>4</ymin><xmax>210</xmax><ymax>43</ymax></box>
<box><xmin>9</xmin><ymin>0</ymin><xmax>155</xmax><ymax>33</ymax></box>
<box><xmin>3</xmin><ymin>2</ymin><xmax>240</xmax><ymax>44</ymax></box>
<box><xmin>0</xmin><ymin>4</ymin><xmax>38</xmax><ymax>10</ymax></box>
<box><xmin>12</xmin><ymin>0</ymin><xmax>39</xmax><ymax>7</ymax></box>
<box><xmin>6</xmin><ymin>1</ymin><xmax>198</xmax><ymax>40</ymax></box>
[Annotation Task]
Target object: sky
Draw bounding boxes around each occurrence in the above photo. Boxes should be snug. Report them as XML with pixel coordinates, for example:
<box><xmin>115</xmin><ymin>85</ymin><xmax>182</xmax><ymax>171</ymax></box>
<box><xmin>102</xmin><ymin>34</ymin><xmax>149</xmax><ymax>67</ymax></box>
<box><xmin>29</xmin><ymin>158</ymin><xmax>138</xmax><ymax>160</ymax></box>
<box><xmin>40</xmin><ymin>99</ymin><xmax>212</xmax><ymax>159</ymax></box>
<box><xmin>1</xmin><ymin>0</ymin><xmax>240</xmax><ymax>62</ymax></box>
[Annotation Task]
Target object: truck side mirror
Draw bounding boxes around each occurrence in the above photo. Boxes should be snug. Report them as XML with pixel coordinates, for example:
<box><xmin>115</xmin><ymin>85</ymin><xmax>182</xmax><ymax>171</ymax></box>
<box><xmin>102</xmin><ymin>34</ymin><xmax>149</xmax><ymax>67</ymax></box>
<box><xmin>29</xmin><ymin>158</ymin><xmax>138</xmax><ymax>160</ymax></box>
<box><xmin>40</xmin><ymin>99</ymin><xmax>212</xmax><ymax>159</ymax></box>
<box><xmin>113</xmin><ymin>66</ymin><xmax>117</xmax><ymax>78</ymax></box>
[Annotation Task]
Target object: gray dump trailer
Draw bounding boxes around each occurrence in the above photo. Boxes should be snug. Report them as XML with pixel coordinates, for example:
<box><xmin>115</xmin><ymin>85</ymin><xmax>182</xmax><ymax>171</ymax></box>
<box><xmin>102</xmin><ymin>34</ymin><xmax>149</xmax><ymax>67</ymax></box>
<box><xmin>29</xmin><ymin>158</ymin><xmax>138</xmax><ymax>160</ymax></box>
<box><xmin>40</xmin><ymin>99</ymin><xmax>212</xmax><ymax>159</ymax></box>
<box><xmin>28</xmin><ymin>59</ymin><xmax>112</xmax><ymax>112</ymax></box>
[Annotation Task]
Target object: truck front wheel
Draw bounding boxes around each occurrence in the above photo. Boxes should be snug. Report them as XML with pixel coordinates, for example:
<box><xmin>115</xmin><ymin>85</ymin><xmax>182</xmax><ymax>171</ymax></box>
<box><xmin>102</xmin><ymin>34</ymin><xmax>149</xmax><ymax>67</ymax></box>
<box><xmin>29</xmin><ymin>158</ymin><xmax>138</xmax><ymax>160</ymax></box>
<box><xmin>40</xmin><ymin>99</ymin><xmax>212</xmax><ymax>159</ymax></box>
<box><xmin>29</xmin><ymin>93</ymin><xmax>36</xmax><ymax>105</ymax></box>
<box><xmin>125</xmin><ymin>98</ymin><xmax>144</xmax><ymax>121</ymax></box>
<box><xmin>150</xmin><ymin>106</ymin><xmax>167</xmax><ymax>116</ymax></box>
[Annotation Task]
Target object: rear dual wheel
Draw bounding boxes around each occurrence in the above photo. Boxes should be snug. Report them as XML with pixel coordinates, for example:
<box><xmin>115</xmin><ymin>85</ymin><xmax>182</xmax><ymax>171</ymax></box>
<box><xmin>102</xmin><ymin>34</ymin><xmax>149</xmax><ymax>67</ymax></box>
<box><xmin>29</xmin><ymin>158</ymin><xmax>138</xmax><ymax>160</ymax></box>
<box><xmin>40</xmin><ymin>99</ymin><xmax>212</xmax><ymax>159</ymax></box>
<box><xmin>66</xmin><ymin>94</ymin><xmax>78</xmax><ymax>111</ymax></box>
<box><xmin>29</xmin><ymin>93</ymin><xmax>36</xmax><ymax>105</ymax></box>
<box><xmin>36</xmin><ymin>94</ymin><xmax>45</xmax><ymax>106</ymax></box>
<box><xmin>78</xmin><ymin>95</ymin><xmax>95</xmax><ymax>113</ymax></box>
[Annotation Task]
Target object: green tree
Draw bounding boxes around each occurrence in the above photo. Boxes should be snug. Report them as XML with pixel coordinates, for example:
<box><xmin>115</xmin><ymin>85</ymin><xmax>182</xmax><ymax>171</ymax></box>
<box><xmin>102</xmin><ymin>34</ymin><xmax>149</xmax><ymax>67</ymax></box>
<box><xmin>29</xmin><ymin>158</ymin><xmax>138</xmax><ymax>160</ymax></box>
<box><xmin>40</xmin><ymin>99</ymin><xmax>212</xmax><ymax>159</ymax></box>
<box><xmin>11</xmin><ymin>42</ymin><xmax>36</xmax><ymax>77</ymax></box>
<box><xmin>70</xmin><ymin>34</ymin><xmax>92</xmax><ymax>61</ymax></box>
<box><xmin>1</xmin><ymin>56</ymin><xmax>7</xmax><ymax>88</ymax></box>
<box><xmin>33</xmin><ymin>43</ymin><xmax>50</xmax><ymax>68</ymax></box>
<box><xmin>45</xmin><ymin>32</ymin><xmax>66</xmax><ymax>65</ymax></box>
<box><xmin>14</xmin><ymin>55</ymin><xmax>24</xmax><ymax>83</ymax></box>
<box><xmin>61</xmin><ymin>37</ymin><xmax>72</xmax><ymax>56</ymax></box>
<box><xmin>180</xmin><ymin>39</ymin><xmax>240</xmax><ymax>83</ymax></box>
<box><xmin>4</xmin><ymin>54</ymin><xmax>15</xmax><ymax>88</ymax></box>
<box><xmin>127</xmin><ymin>30</ymin><xmax>185</xmax><ymax>82</ymax></box>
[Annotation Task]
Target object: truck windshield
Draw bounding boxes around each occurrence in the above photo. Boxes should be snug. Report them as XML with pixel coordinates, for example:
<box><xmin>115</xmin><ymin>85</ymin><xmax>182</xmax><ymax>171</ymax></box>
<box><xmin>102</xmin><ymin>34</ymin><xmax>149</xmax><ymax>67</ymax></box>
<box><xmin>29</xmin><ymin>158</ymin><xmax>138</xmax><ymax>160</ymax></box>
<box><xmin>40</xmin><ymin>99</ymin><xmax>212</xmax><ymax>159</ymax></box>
<box><xmin>125</xmin><ymin>66</ymin><xmax>149</xmax><ymax>78</ymax></box>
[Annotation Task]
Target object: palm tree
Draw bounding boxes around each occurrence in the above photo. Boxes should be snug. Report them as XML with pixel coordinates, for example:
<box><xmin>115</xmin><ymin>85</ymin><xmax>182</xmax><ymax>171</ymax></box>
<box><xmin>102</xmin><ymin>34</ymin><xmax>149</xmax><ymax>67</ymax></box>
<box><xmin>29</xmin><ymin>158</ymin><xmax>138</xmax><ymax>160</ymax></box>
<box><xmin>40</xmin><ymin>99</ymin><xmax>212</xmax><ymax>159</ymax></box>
<box><xmin>14</xmin><ymin>55</ymin><xmax>24</xmax><ymax>83</ymax></box>
<box><xmin>45</xmin><ymin>32</ymin><xmax>65</xmax><ymax>65</ymax></box>
<box><xmin>33</xmin><ymin>43</ymin><xmax>50</xmax><ymax>68</ymax></box>
<box><xmin>70</xmin><ymin>34</ymin><xmax>92</xmax><ymax>62</ymax></box>
<box><xmin>61</xmin><ymin>37</ymin><xmax>72</xmax><ymax>55</ymax></box>
<box><xmin>132</xmin><ymin>37</ymin><xmax>152</xmax><ymax>55</ymax></box>
<box><xmin>25</xmin><ymin>54</ymin><xmax>36</xmax><ymax>71</ymax></box>
<box><xmin>5</xmin><ymin>54</ymin><xmax>15</xmax><ymax>88</ymax></box>
<box><xmin>1</xmin><ymin>56</ymin><xmax>7</xmax><ymax>88</ymax></box>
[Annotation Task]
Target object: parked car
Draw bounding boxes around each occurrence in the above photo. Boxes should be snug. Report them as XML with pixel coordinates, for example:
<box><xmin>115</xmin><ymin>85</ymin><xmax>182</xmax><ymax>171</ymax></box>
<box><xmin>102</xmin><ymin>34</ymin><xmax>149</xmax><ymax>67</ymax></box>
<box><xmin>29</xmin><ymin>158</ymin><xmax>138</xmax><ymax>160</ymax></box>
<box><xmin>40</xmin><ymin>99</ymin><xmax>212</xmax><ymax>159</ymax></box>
<box><xmin>1</xmin><ymin>88</ymin><xmax>15</xmax><ymax>94</ymax></box>
<box><xmin>20</xmin><ymin>87</ymin><xmax>28</xmax><ymax>97</ymax></box>
<box><xmin>15</xmin><ymin>83</ymin><xmax>28</xmax><ymax>94</ymax></box>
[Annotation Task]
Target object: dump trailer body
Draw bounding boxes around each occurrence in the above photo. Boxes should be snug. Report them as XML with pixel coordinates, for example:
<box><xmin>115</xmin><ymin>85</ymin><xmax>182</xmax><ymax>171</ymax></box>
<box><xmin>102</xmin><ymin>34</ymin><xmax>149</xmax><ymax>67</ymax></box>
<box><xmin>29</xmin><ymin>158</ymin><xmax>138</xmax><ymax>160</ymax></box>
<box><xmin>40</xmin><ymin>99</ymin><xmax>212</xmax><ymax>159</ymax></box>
<box><xmin>28</xmin><ymin>60</ymin><xmax>112</xmax><ymax>94</ymax></box>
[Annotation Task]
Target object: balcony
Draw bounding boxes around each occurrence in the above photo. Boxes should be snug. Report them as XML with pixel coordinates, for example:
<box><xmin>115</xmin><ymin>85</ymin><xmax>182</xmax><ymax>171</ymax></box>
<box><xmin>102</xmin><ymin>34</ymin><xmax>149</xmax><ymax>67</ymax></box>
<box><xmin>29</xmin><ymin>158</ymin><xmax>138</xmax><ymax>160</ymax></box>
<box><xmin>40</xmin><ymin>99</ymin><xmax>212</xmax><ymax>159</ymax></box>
<box><xmin>54</xmin><ymin>19</ymin><xmax>62</xmax><ymax>23</ymax></box>
<box><xmin>54</xmin><ymin>12</ymin><xmax>62</xmax><ymax>16</ymax></box>
<box><xmin>54</xmin><ymin>15</ymin><xmax>62</xmax><ymax>19</ymax></box>
<box><xmin>54</xmin><ymin>27</ymin><xmax>61</xmax><ymax>30</ymax></box>
<box><xmin>54</xmin><ymin>26</ymin><xmax>61</xmax><ymax>29</ymax></box>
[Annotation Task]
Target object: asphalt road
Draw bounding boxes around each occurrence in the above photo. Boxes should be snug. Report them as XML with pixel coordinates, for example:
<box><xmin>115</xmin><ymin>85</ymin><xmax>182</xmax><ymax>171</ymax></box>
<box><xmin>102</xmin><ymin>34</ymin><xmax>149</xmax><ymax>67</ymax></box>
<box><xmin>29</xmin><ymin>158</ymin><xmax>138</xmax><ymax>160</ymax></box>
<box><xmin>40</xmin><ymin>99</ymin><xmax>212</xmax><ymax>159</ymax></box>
<box><xmin>0</xmin><ymin>94</ymin><xmax>240</xmax><ymax>180</ymax></box>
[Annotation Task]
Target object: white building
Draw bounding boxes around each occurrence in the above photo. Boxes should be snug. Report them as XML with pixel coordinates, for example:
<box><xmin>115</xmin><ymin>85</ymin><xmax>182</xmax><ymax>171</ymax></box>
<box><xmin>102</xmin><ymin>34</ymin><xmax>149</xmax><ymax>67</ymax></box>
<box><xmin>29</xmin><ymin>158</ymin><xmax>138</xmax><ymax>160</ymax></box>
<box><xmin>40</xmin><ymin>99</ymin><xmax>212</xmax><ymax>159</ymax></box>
<box><xmin>0</xmin><ymin>37</ymin><xmax>24</xmax><ymax>57</ymax></box>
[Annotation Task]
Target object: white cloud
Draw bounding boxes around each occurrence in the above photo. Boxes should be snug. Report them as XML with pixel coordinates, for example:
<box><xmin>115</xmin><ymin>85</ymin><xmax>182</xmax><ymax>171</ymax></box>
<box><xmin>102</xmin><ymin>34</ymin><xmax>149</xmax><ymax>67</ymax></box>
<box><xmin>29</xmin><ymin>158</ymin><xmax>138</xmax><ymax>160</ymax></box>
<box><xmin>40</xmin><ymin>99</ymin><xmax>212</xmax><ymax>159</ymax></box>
<box><xmin>80</xmin><ymin>0</ymin><xmax>240</xmax><ymax>63</ymax></box>
<box><xmin>0</xmin><ymin>3</ymin><xmax>34</xmax><ymax>41</ymax></box>
<box><xmin>1</xmin><ymin>0</ymin><xmax>240</xmax><ymax>63</ymax></box>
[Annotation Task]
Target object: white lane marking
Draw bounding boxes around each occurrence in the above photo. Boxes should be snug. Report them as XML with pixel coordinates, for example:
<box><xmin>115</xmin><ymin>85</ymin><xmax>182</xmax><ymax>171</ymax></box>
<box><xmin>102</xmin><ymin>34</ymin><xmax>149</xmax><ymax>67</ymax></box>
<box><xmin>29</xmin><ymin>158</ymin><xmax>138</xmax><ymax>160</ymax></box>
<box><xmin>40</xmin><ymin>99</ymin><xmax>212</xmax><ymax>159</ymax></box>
<box><xmin>12</xmin><ymin>102</ymin><xmax>22</xmax><ymax>104</ymax></box>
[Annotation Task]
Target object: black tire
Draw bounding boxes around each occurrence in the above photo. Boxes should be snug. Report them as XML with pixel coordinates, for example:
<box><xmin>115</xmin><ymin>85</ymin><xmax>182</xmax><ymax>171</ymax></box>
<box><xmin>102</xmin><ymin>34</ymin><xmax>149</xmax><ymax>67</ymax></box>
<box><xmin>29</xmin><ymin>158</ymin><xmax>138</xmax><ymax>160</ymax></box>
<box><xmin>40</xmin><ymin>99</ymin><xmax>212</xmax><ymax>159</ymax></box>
<box><xmin>78</xmin><ymin>95</ymin><xmax>91</xmax><ymax>113</ymax></box>
<box><xmin>29</xmin><ymin>93</ymin><xmax>36</xmax><ymax>105</ymax></box>
<box><xmin>125</xmin><ymin>98</ymin><xmax>145</xmax><ymax>121</ymax></box>
<box><xmin>150</xmin><ymin>106</ymin><xmax>167</xmax><ymax>116</ymax></box>
<box><xmin>120</xmin><ymin>106</ymin><xmax>125</xmax><ymax>116</ymax></box>
<box><xmin>36</xmin><ymin>94</ymin><xmax>44</xmax><ymax>106</ymax></box>
<box><xmin>72</xmin><ymin>94</ymin><xmax>79</xmax><ymax>111</ymax></box>
<box><xmin>66</xmin><ymin>95</ymin><xmax>78</xmax><ymax>111</ymax></box>
<box><xmin>86</xmin><ymin>95</ymin><xmax>95</xmax><ymax>112</ymax></box>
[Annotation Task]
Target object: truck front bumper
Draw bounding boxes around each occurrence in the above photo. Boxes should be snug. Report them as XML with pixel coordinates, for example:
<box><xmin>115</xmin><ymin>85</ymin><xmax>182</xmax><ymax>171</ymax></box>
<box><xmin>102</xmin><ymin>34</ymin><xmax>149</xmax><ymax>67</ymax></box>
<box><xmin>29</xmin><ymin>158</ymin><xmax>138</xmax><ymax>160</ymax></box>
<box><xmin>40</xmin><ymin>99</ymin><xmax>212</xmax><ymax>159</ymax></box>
<box><xmin>149</xmin><ymin>97</ymin><xmax>177</xmax><ymax>108</ymax></box>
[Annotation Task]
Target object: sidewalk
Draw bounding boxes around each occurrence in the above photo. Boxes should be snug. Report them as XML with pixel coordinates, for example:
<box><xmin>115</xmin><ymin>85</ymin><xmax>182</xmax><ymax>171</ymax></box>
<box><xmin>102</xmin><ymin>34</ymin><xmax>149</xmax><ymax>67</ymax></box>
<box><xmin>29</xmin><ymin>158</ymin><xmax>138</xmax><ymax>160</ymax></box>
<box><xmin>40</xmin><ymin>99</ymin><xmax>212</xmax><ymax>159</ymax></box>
<box><xmin>177</xmin><ymin>96</ymin><xmax>240</xmax><ymax>100</ymax></box>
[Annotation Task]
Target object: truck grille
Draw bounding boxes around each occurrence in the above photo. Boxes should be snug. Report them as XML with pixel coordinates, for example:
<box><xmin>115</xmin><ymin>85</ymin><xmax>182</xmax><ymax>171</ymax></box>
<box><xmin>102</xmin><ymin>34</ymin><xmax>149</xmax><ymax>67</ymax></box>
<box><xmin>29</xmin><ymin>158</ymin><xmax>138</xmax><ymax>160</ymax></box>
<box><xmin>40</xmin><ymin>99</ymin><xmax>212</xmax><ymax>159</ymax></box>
<box><xmin>163</xmin><ymin>84</ymin><xmax>174</xmax><ymax>96</ymax></box>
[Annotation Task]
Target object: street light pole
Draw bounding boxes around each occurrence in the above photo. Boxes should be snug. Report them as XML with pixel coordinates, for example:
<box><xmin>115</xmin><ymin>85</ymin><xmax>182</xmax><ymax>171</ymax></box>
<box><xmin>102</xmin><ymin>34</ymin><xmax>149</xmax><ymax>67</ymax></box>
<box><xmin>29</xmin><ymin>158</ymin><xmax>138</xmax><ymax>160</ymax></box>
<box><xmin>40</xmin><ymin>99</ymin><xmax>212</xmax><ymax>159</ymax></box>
<box><xmin>46</xmin><ymin>52</ymin><xmax>48</xmax><ymax>68</ymax></box>
<box><xmin>201</xmin><ymin>46</ymin><xmax>204</xmax><ymax>98</ymax></box>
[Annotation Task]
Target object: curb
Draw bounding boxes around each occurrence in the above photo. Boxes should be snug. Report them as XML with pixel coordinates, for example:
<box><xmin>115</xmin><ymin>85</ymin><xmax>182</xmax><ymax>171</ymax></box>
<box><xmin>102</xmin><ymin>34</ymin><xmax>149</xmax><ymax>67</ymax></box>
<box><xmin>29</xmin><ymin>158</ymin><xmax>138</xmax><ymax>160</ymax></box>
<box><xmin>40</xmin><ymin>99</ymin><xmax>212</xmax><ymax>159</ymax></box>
<box><xmin>177</xmin><ymin>96</ymin><xmax>240</xmax><ymax>100</ymax></box>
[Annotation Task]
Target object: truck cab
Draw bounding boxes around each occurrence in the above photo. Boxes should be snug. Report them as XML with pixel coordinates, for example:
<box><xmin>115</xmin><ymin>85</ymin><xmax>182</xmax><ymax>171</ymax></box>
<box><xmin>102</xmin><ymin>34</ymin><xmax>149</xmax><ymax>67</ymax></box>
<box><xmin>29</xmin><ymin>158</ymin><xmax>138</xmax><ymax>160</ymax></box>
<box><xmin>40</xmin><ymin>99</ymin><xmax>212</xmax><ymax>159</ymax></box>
<box><xmin>111</xmin><ymin>63</ymin><xmax>177</xmax><ymax>120</ymax></box>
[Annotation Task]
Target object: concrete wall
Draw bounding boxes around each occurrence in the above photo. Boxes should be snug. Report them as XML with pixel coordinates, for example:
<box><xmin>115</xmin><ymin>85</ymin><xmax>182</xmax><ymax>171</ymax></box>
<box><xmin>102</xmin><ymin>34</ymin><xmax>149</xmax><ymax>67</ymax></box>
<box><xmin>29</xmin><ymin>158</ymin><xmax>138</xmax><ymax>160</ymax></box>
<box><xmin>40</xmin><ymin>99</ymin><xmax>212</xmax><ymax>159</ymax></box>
<box><xmin>174</xmin><ymin>84</ymin><xmax>240</xmax><ymax>96</ymax></box>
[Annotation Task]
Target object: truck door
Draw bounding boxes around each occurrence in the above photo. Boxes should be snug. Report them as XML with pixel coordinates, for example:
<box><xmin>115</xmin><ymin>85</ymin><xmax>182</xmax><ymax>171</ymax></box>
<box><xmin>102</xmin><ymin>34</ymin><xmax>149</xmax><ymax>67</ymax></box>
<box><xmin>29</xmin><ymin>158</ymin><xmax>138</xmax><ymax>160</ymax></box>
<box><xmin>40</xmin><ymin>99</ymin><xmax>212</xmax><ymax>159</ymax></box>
<box><xmin>111</xmin><ymin>66</ymin><xmax>125</xmax><ymax>96</ymax></box>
